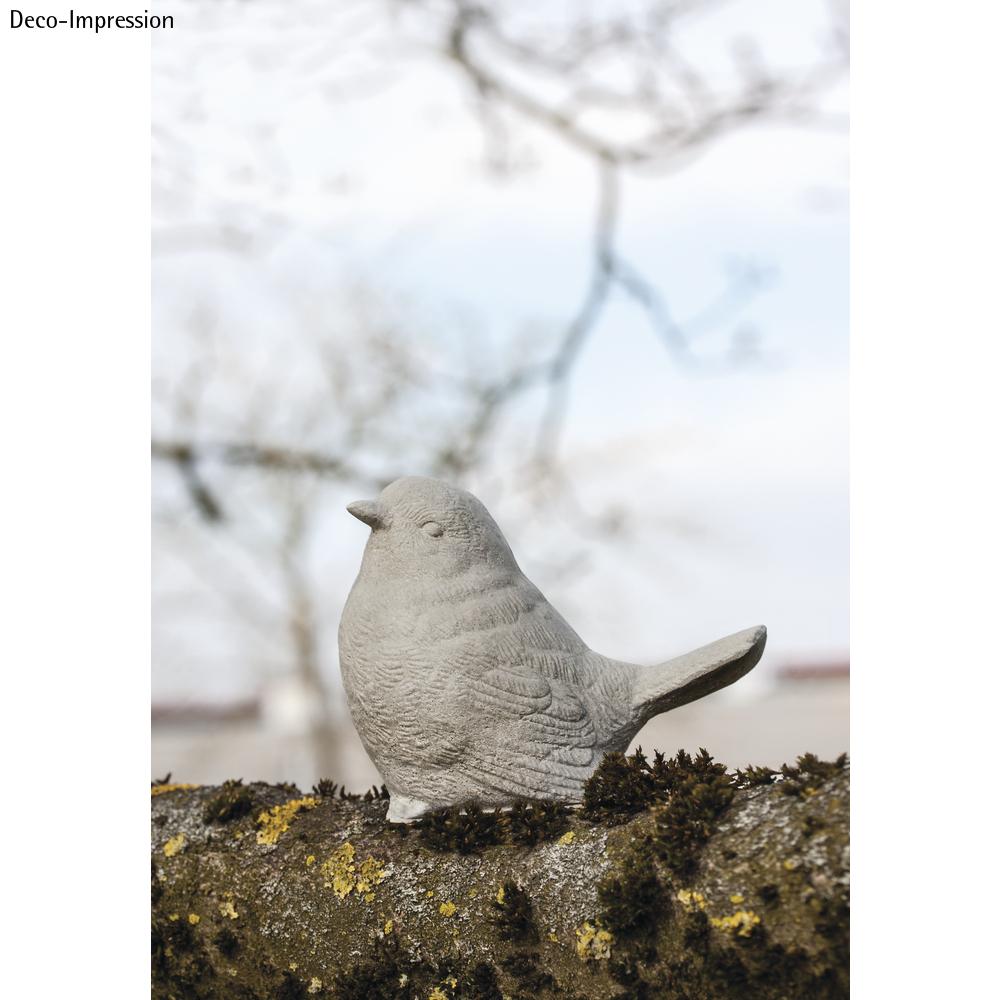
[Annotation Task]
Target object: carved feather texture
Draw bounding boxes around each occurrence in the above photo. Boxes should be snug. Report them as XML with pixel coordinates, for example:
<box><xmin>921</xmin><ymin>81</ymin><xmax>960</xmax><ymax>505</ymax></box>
<box><xmin>339</xmin><ymin>477</ymin><xmax>764</xmax><ymax>820</ymax></box>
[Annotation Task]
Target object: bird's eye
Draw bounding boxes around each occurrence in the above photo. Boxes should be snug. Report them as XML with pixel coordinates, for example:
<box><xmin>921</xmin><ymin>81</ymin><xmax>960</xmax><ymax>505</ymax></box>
<box><xmin>421</xmin><ymin>520</ymin><xmax>444</xmax><ymax>538</ymax></box>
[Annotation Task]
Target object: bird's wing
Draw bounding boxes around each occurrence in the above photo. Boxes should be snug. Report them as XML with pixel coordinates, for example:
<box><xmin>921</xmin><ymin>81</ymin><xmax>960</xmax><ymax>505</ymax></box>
<box><xmin>459</xmin><ymin>643</ymin><xmax>600</xmax><ymax>801</ymax></box>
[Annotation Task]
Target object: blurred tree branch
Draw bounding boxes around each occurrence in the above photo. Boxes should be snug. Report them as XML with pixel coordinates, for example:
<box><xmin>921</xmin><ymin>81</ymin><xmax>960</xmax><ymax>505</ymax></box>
<box><xmin>154</xmin><ymin>0</ymin><xmax>847</xmax><ymax>510</ymax></box>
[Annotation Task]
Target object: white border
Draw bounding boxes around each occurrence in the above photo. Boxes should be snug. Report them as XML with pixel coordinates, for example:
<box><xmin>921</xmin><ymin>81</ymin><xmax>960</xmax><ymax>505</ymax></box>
<box><xmin>0</xmin><ymin>0</ymin><xmax>150</xmax><ymax>989</ymax></box>
<box><xmin>853</xmin><ymin>1</ymin><xmax>999</xmax><ymax>994</ymax></box>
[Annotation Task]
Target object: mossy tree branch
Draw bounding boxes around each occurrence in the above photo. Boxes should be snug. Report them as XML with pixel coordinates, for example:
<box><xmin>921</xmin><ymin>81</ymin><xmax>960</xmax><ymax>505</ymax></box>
<box><xmin>151</xmin><ymin>753</ymin><xmax>848</xmax><ymax>1000</ymax></box>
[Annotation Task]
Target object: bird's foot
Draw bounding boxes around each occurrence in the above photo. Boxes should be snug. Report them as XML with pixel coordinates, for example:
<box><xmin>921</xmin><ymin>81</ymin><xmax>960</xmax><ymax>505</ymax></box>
<box><xmin>386</xmin><ymin>793</ymin><xmax>435</xmax><ymax>823</ymax></box>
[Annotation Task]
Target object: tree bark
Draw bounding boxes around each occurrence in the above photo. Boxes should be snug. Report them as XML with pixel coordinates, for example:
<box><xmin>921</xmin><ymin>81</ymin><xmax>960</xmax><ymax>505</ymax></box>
<box><xmin>151</xmin><ymin>765</ymin><xmax>848</xmax><ymax>999</ymax></box>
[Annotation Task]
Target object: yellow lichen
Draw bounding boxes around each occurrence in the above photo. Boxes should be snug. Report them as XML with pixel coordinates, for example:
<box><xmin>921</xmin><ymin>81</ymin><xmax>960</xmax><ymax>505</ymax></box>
<box><xmin>187</xmin><ymin>914</ymin><xmax>200</xmax><ymax>925</ymax></box>
<box><xmin>495</xmin><ymin>886</ymin><xmax>505</xmax><ymax>905</ymax></box>
<box><xmin>548</xmin><ymin>932</ymin><xmax>559</xmax><ymax>943</ymax></box>
<box><xmin>439</xmin><ymin>901</ymin><xmax>457</xmax><ymax>917</ymax></box>
<box><xmin>425</xmin><ymin>890</ymin><xmax>435</xmax><ymax>899</ymax></box>
<box><xmin>289</xmin><ymin>962</ymin><xmax>298</xmax><ymax>971</ymax></box>
<box><xmin>675</xmin><ymin>888</ymin><xmax>706</xmax><ymax>910</ymax></box>
<box><xmin>163</xmin><ymin>833</ymin><xmax>186</xmax><ymax>858</ymax></box>
<box><xmin>168</xmin><ymin>913</ymin><xmax>180</xmax><ymax>922</ymax></box>
<box><xmin>305</xmin><ymin>855</ymin><xmax>316</xmax><ymax>867</ymax></box>
<box><xmin>446</xmin><ymin>977</ymin><xmax>458</xmax><ymax>988</ymax></box>
<box><xmin>467</xmin><ymin>888</ymin><xmax>478</xmax><ymax>899</ymax></box>
<box><xmin>255</xmin><ymin>796</ymin><xmax>318</xmax><ymax>845</ymax></box>
<box><xmin>558</xmin><ymin>830</ymin><xmax>576</xmax><ymax>845</ymax></box>
<box><xmin>357</xmin><ymin>856</ymin><xmax>387</xmax><ymax>896</ymax></box>
<box><xmin>322</xmin><ymin>843</ymin><xmax>357</xmax><ymax>898</ymax></box>
<box><xmin>319</xmin><ymin>842</ymin><xmax>388</xmax><ymax>900</ymax></box>
<box><xmin>783</xmin><ymin>858</ymin><xmax>798</xmax><ymax>871</ymax></box>
<box><xmin>384</xmin><ymin>919</ymin><xmax>394</xmax><ymax>934</ymax></box>
<box><xmin>151</xmin><ymin>783</ymin><xmax>200</xmax><ymax>797</ymax></box>
<box><xmin>219</xmin><ymin>900</ymin><xmax>239</xmax><ymax>919</ymax></box>
<box><xmin>575</xmin><ymin>921</ymin><xmax>613</xmax><ymax>961</ymax></box>
<box><xmin>729</xmin><ymin>893</ymin><xmax>745</xmax><ymax>904</ymax></box>
<box><xmin>308</xmin><ymin>978</ymin><xmax>323</xmax><ymax>994</ymax></box>
<box><xmin>428</xmin><ymin>989</ymin><xmax>448</xmax><ymax>1000</ymax></box>
<box><xmin>710</xmin><ymin>910</ymin><xmax>761</xmax><ymax>937</ymax></box>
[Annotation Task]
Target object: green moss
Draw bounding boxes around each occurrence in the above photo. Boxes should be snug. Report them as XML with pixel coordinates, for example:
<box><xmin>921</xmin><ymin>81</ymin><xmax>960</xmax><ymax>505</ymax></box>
<box><xmin>310</xmin><ymin>780</ymin><xmax>388</xmax><ymax>803</ymax></box>
<box><xmin>332</xmin><ymin>937</ymin><xmax>508</xmax><ymax>1000</ymax></box>
<box><xmin>608</xmin><ymin>957</ymin><xmax>658</xmax><ymax>1000</ymax></box>
<box><xmin>585</xmin><ymin>747</ymin><xmax>741</xmax><ymax>880</ymax></box>
<box><xmin>403</xmin><ymin>798</ymin><xmax>572</xmax><ymax>854</ymax></box>
<box><xmin>214</xmin><ymin>927</ymin><xmax>240</xmax><ymax>958</ymax></box>
<box><xmin>583</xmin><ymin>750</ymin><xmax>848</xmax><ymax>847</ymax></box>
<box><xmin>334</xmin><ymin>936</ymin><xmax>421</xmax><ymax>998</ymax></box>
<box><xmin>491</xmin><ymin>881</ymin><xmax>538</xmax><ymax>943</ymax></box>
<box><xmin>151</xmin><ymin>912</ymin><xmax>221</xmax><ymax>999</ymax></box>
<box><xmin>582</xmin><ymin>747</ymin><xmax>735</xmax><ymax>833</ymax></box>
<box><xmin>462</xmin><ymin>962</ymin><xmax>504</xmax><ymax>1000</ymax></box>
<box><xmin>408</xmin><ymin>802</ymin><xmax>506</xmax><ymax>854</ymax></box>
<box><xmin>582</xmin><ymin>747</ymin><xmax>661</xmax><ymax>822</ymax></box>
<box><xmin>364</xmin><ymin>784</ymin><xmax>390</xmax><ymax>803</ymax></box>
<box><xmin>499</xmin><ymin>951</ymin><xmax>555</xmax><ymax>995</ymax></box>
<box><xmin>202</xmin><ymin>779</ymin><xmax>256</xmax><ymax>825</ymax></box>
<box><xmin>504</xmin><ymin>800</ymin><xmax>571</xmax><ymax>846</ymax></box>
<box><xmin>678</xmin><ymin>926</ymin><xmax>821</xmax><ymax>999</ymax></box>
<box><xmin>599</xmin><ymin>842</ymin><xmax>667</xmax><ymax>994</ymax></box>
<box><xmin>627</xmin><ymin>909</ymin><xmax>842</xmax><ymax>1000</ymax></box>
<box><xmin>310</xmin><ymin>778</ymin><xmax>343</xmax><ymax>798</ymax></box>
<box><xmin>733</xmin><ymin>764</ymin><xmax>778</xmax><ymax>787</ymax></box>
<box><xmin>813</xmin><ymin>896</ymin><xmax>850</xmax><ymax>996</ymax></box>
<box><xmin>756</xmin><ymin>883</ymin><xmax>780</xmax><ymax>905</ymax></box>
<box><xmin>608</xmin><ymin>870</ymin><xmax>849</xmax><ymax>1000</ymax></box>
<box><xmin>778</xmin><ymin>753</ymin><xmax>848</xmax><ymax>798</ymax></box>
<box><xmin>652</xmin><ymin>751</ymin><xmax>734</xmax><ymax>879</ymax></box>
<box><xmin>598</xmin><ymin>857</ymin><xmax>665</xmax><ymax>951</ymax></box>
<box><xmin>587</xmin><ymin>748</ymin><xmax>849</xmax><ymax>997</ymax></box>
<box><xmin>393</xmin><ymin>748</ymin><xmax>847</xmax><ymax>861</ymax></box>
<box><xmin>681</xmin><ymin>907</ymin><xmax>711</xmax><ymax>951</ymax></box>
<box><xmin>274</xmin><ymin>971</ymin><xmax>308</xmax><ymax>999</ymax></box>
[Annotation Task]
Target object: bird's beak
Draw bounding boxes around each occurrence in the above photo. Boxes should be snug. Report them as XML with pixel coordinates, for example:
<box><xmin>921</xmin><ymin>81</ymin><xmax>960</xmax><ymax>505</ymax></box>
<box><xmin>347</xmin><ymin>499</ymin><xmax>386</xmax><ymax>529</ymax></box>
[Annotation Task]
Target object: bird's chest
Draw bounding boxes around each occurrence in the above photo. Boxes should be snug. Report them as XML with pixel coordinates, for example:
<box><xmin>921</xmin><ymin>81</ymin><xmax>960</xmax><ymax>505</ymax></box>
<box><xmin>340</xmin><ymin>582</ymin><xmax>488</xmax><ymax>774</ymax></box>
<box><xmin>340</xmin><ymin>583</ymin><xmax>468</xmax><ymax>714</ymax></box>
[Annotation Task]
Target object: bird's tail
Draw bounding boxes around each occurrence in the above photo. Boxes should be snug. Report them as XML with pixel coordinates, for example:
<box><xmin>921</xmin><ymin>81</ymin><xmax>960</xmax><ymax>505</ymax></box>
<box><xmin>630</xmin><ymin>626</ymin><xmax>767</xmax><ymax>727</ymax></box>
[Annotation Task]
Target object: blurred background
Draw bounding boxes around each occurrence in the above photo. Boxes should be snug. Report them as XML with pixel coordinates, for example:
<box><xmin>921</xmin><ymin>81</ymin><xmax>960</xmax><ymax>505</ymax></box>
<box><xmin>152</xmin><ymin>0</ymin><xmax>848</xmax><ymax>790</ymax></box>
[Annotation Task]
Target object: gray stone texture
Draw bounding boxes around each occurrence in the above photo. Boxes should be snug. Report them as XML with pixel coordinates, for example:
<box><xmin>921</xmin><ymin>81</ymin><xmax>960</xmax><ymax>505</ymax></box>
<box><xmin>339</xmin><ymin>477</ymin><xmax>766</xmax><ymax>821</ymax></box>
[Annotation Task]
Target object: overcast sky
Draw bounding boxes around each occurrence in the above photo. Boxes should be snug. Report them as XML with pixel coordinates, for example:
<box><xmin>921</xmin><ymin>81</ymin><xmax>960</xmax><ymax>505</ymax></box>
<box><xmin>153</xmin><ymin>0</ymin><xmax>848</xmax><ymax>703</ymax></box>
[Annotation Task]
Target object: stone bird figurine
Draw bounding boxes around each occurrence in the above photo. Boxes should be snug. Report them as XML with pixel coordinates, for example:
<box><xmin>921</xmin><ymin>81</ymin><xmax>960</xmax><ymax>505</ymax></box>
<box><xmin>339</xmin><ymin>477</ymin><xmax>766</xmax><ymax>822</ymax></box>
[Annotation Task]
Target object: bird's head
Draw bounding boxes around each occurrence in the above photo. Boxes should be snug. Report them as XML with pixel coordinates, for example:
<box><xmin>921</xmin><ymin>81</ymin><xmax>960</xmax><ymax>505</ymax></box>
<box><xmin>347</xmin><ymin>476</ymin><xmax>518</xmax><ymax>578</ymax></box>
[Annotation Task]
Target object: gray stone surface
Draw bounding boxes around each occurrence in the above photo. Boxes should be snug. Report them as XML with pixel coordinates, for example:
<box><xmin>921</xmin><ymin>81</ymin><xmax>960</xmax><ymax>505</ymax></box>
<box><xmin>339</xmin><ymin>476</ymin><xmax>766</xmax><ymax>822</ymax></box>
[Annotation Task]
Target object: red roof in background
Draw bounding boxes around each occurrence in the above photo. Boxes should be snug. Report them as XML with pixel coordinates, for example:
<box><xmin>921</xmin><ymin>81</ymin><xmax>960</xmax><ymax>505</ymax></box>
<box><xmin>152</xmin><ymin>698</ymin><xmax>260</xmax><ymax>726</ymax></box>
<box><xmin>775</xmin><ymin>661</ymin><xmax>849</xmax><ymax>682</ymax></box>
